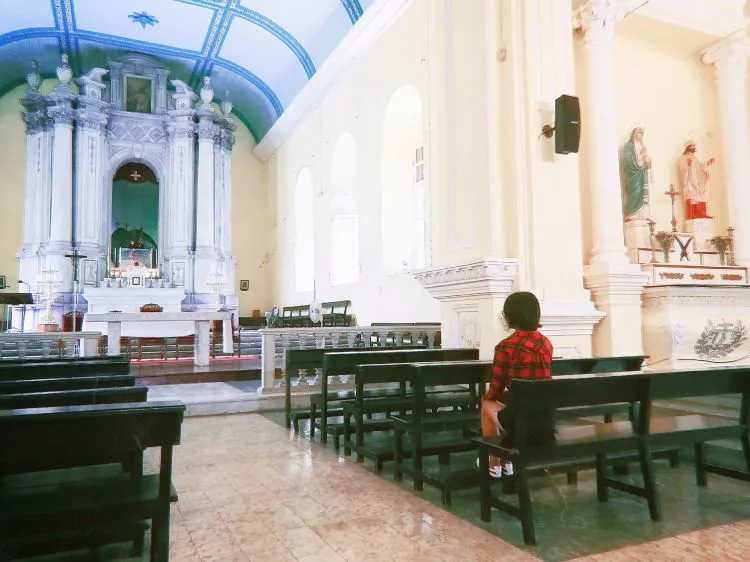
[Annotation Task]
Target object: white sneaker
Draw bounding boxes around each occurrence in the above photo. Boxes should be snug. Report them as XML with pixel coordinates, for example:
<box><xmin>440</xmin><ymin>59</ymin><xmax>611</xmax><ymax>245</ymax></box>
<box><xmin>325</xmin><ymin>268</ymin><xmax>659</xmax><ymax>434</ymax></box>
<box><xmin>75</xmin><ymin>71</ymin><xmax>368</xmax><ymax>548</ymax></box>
<box><xmin>503</xmin><ymin>461</ymin><xmax>514</xmax><ymax>477</ymax></box>
<box><xmin>475</xmin><ymin>458</ymin><xmax>503</xmax><ymax>479</ymax></box>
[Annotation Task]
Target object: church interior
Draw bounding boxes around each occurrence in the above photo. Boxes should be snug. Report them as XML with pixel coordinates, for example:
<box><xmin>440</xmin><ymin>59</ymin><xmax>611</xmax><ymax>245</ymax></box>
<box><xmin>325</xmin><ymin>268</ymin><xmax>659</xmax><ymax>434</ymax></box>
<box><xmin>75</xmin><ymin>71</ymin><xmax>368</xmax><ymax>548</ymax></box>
<box><xmin>1</xmin><ymin>0</ymin><xmax>750</xmax><ymax>560</ymax></box>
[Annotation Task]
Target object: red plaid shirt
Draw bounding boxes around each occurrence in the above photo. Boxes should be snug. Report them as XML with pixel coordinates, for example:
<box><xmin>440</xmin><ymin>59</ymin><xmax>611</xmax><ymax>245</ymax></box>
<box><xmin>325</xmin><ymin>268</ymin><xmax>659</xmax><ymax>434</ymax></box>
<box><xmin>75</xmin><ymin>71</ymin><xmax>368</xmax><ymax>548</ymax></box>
<box><xmin>486</xmin><ymin>330</ymin><xmax>553</xmax><ymax>402</ymax></box>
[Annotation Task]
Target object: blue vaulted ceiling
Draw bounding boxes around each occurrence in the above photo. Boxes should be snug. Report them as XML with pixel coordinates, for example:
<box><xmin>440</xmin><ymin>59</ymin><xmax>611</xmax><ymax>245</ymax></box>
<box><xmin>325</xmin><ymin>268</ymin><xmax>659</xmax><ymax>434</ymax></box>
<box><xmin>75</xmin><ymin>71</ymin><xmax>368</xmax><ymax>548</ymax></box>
<box><xmin>0</xmin><ymin>0</ymin><xmax>374</xmax><ymax>141</ymax></box>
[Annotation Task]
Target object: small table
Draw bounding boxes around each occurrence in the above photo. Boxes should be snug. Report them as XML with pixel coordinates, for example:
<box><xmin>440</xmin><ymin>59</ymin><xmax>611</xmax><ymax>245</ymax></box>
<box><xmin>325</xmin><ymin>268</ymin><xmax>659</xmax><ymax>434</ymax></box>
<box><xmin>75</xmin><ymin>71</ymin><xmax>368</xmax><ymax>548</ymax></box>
<box><xmin>84</xmin><ymin>312</ymin><xmax>232</xmax><ymax>366</ymax></box>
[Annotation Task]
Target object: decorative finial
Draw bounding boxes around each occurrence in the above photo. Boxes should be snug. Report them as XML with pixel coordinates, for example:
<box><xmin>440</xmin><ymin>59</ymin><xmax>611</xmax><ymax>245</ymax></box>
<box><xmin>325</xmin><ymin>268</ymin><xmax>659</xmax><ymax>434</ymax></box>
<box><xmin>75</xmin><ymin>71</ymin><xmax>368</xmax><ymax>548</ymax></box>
<box><xmin>221</xmin><ymin>90</ymin><xmax>233</xmax><ymax>115</ymax></box>
<box><xmin>26</xmin><ymin>60</ymin><xmax>41</xmax><ymax>92</ymax></box>
<box><xmin>200</xmin><ymin>76</ymin><xmax>214</xmax><ymax>107</ymax></box>
<box><xmin>56</xmin><ymin>53</ymin><xmax>72</xmax><ymax>85</ymax></box>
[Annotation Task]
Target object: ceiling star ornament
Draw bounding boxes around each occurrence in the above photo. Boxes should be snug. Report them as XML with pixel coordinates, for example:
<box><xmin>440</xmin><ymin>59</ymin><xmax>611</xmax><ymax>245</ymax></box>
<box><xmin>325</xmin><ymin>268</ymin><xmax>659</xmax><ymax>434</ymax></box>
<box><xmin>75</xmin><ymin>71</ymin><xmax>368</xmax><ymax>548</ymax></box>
<box><xmin>128</xmin><ymin>11</ymin><xmax>159</xmax><ymax>29</ymax></box>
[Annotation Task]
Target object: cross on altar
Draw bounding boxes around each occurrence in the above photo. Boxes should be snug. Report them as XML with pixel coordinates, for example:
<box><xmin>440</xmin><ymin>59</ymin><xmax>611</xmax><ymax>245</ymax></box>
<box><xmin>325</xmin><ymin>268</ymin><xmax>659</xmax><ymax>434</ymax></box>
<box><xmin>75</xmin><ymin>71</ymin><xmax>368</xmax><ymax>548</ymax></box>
<box><xmin>665</xmin><ymin>184</ymin><xmax>680</xmax><ymax>233</ymax></box>
<box><xmin>64</xmin><ymin>248</ymin><xmax>88</xmax><ymax>283</ymax></box>
<box><xmin>129</xmin><ymin>169</ymin><xmax>142</xmax><ymax>182</ymax></box>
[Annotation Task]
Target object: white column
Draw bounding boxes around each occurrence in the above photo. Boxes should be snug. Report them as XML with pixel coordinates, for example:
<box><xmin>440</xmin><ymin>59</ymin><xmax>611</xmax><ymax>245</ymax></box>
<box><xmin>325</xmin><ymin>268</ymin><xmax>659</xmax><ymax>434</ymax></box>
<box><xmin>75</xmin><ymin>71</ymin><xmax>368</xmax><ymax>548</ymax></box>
<box><xmin>702</xmin><ymin>33</ymin><xmax>750</xmax><ymax>264</ymax></box>
<box><xmin>107</xmin><ymin>321</ymin><xmax>121</xmax><ymax>356</ymax></box>
<box><xmin>260</xmin><ymin>330</ymin><xmax>277</xmax><ymax>391</ymax></box>
<box><xmin>195</xmin><ymin>320</ymin><xmax>210</xmax><ymax>366</ymax></box>
<box><xmin>48</xmin><ymin>102</ymin><xmax>74</xmax><ymax>250</ymax></box>
<box><xmin>577</xmin><ymin>0</ymin><xmax>648</xmax><ymax>356</ymax></box>
<box><xmin>196</xmin><ymin>111</ymin><xmax>217</xmax><ymax>254</ymax></box>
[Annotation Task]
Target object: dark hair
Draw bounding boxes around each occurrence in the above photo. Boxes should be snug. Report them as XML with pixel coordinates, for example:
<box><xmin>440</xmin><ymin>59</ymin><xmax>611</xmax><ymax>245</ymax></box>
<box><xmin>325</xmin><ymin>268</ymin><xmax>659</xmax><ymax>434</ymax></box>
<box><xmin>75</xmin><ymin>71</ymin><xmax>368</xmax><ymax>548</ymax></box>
<box><xmin>502</xmin><ymin>291</ymin><xmax>541</xmax><ymax>331</ymax></box>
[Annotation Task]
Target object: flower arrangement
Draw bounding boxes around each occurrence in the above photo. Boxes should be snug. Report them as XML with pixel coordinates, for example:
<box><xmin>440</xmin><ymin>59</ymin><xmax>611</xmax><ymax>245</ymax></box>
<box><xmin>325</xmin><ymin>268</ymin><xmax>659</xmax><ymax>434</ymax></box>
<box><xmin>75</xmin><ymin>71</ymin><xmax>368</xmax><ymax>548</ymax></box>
<box><xmin>710</xmin><ymin>236</ymin><xmax>731</xmax><ymax>265</ymax></box>
<box><xmin>654</xmin><ymin>231</ymin><xmax>674</xmax><ymax>263</ymax></box>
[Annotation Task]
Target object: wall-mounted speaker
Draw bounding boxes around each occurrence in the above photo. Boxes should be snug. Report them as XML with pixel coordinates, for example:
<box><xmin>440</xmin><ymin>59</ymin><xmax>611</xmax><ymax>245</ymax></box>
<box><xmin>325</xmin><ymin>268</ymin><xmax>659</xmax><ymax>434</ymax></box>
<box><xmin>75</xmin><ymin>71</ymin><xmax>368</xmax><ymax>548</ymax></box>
<box><xmin>542</xmin><ymin>95</ymin><xmax>581</xmax><ymax>155</ymax></box>
<box><xmin>553</xmin><ymin>95</ymin><xmax>580</xmax><ymax>154</ymax></box>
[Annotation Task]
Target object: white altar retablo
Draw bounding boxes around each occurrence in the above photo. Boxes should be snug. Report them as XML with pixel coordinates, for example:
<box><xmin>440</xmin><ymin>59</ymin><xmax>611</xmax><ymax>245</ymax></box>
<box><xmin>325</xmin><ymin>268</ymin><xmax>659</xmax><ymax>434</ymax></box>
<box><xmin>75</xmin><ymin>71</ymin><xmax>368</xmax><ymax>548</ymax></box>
<box><xmin>83</xmin><ymin>287</ymin><xmax>190</xmax><ymax>337</ymax></box>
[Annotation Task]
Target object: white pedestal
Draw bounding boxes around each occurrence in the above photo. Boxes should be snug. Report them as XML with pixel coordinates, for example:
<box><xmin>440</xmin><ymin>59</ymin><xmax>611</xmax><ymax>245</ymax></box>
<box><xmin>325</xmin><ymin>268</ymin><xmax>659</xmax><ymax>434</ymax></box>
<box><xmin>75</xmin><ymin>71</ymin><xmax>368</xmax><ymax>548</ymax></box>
<box><xmin>643</xmin><ymin>285</ymin><xmax>750</xmax><ymax>368</ymax></box>
<box><xmin>624</xmin><ymin>218</ymin><xmax>652</xmax><ymax>263</ymax></box>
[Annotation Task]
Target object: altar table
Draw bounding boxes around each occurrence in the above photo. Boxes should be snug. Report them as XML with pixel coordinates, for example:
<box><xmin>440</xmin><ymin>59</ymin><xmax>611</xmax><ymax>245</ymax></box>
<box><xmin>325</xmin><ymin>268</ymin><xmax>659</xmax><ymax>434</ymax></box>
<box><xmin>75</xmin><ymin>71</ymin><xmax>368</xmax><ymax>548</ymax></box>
<box><xmin>84</xmin><ymin>312</ymin><xmax>232</xmax><ymax>366</ymax></box>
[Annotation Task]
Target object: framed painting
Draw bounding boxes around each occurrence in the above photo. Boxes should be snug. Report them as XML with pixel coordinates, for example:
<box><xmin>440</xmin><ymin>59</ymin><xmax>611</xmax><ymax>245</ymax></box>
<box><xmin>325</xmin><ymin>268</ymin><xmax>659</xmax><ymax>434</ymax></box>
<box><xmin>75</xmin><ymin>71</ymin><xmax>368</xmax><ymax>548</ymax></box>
<box><xmin>131</xmin><ymin>276</ymin><xmax>142</xmax><ymax>287</ymax></box>
<box><xmin>125</xmin><ymin>75</ymin><xmax>154</xmax><ymax>114</ymax></box>
<box><xmin>83</xmin><ymin>259</ymin><xmax>98</xmax><ymax>286</ymax></box>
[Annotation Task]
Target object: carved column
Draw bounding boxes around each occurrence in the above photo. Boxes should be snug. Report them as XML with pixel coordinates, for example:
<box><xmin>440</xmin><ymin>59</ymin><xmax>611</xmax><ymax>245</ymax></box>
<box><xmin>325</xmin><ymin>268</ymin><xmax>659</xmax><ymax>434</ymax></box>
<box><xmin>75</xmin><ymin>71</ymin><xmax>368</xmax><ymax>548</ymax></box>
<box><xmin>576</xmin><ymin>0</ymin><xmax>648</xmax><ymax>356</ymax></box>
<box><xmin>46</xmin><ymin>89</ymin><xmax>76</xmax><ymax>293</ymax></box>
<box><xmin>214</xmin><ymin>123</ymin><xmax>236</xmax><ymax>296</ymax></box>
<box><xmin>702</xmin><ymin>33</ymin><xmax>750</xmax><ymax>264</ymax></box>
<box><xmin>74</xmin><ymin>94</ymin><xmax>110</xmax><ymax>276</ymax></box>
<box><xmin>165</xmin><ymin>108</ymin><xmax>196</xmax><ymax>290</ymax></box>
<box><xmin>193</xmin><ymin>109</ymin><xmax>219</xmax><ymax>300</ymax></box>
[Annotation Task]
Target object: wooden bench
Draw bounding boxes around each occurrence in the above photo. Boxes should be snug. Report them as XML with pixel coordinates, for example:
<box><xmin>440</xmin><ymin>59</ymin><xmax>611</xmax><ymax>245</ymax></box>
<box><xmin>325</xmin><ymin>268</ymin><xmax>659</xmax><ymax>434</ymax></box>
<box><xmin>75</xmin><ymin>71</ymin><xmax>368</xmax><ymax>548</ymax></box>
<box><xmin>474</xmin><ymin>373</ymin><xmax>657</xmax><ymax>545</ymax></box>
<box><xmin>0</xmin><ymin>401</ymin><xmax>184</xmax><ymax>561</ymax></box>
<box><xmin>0</xmin><ymin>355</ymin><xmax>126</xmax><ymax>366</ymax></box>
<box><xmin>0</xmin><ymin>358</ymin><xmax>130</xmax><ymax>380</ymax></box>
<box><xmin>344</xmin><ymin>358</ymin><xmax>482</xmax><ymax>466</ymax></box>
<box><xmin>285</xmin><ymin>345</ymin><xmax>426</xmax><ymax>428</ymax></box>
<box><xmin>317</xmin><ymin>349</ymin><xmax>478</xmax><ymax>444</ymax></box>
<box><xmin>0</xmin><ymin>386</ymin><xmax>148</xmax><ymax>409</ymax></box>
<box><xmin>390</xmin><ymin>361</ymin><xmax>489</xmax><ymax>503</ymax></box>
<box><xmin>321</xmin><ymin>300</ymin><xmax>352</xmax><ymax>327</ymax></box>
<box><xmin>648</xmin><ymin>367</ymin><xmax>750</xmax><ymax>487</ymax></box>
<box><xmin>0</xmin><ymin>374</ymin><xmax>137</xmax><ymax>395</ymax></box>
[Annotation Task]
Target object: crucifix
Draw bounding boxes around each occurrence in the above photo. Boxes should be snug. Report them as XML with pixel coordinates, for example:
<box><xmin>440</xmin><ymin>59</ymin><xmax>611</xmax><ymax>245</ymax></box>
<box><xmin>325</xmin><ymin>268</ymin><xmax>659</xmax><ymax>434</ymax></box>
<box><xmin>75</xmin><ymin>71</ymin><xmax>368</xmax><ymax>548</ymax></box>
<box><xmin>665</xmin><ymin>184</ymin><xmax>680</xmax><ymax>234</ymax></box>
<box><xmin>129</xmin><ymin>168</ymin><xmax>142</xmax><ymax>182</ymax></box>
<box><xmin>64</xmin><ymin>248</ymin><xmax>88</xmax><ymax>333</ymax></box>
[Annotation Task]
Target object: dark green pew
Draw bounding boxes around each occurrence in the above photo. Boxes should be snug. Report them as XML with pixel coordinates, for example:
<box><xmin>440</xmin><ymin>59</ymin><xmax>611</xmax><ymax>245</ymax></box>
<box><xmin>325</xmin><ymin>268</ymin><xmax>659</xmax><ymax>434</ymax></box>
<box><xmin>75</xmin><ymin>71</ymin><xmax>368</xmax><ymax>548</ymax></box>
<box><xmin>0</xmin><ymin>386</ymin><xmax>148</xmax><ymax>409</ymax></box>
<box><xmin>474</xmin><ymin>373</ymin><xmax>657</xmax><ymax>545</ymax></box>
<box><xmin>0</xmin><ymin>374</ymin><xmax>136</xmax><ymax>395</ymax></box>
<box><xmin>0</xmin><ymin>359</ymin><xmax>130</xmax><ymax>380</ymax></box>
<box><xmin>317</xmin><ymin>349</ymin><xmax>479</xmax><ymax>443</ymax></box>
<box><xmin>285</xmin><ymin>344</ymin><xmax>426</xmax><ymax>428</ymax></box>
<box><xmin>344</xmin><ymin>360</ymin><xmax>487</xmax><ymax>466</ymax></box>
<box><xmin>0</xmin><ymin>355</ymin><xmax>124</xmax><ymax>366</ymax></box>
<box><xmin>0</xmin><ymin>401</ymin><xmax>184</xmax><ymax>561</ymax></box>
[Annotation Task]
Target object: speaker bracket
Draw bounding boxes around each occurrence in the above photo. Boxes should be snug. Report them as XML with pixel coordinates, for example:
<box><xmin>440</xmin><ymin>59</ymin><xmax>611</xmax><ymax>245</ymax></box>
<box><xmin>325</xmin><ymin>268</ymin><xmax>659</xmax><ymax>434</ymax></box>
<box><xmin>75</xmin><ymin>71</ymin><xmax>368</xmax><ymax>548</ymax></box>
<box><xmin>541</xmin><ymin>124</ymin><xmax>555</xmax><ymax>139</ymax></box>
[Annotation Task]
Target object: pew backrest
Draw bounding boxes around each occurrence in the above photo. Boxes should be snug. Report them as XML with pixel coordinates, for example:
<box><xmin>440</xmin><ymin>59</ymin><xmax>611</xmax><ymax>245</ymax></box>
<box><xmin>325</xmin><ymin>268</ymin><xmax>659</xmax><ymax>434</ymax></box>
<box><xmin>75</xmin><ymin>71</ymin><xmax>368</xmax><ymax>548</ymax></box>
<box><xmin>551</xmin><ymin>355</ymin><xmax>646</xmax><ymax>376</ymax></box>
<box><xmin>0</xmin><ymin>385</ymin><xmax>148</xmax><ymax>410</ymax></box>
<box><xmin>286</xmin><ymin>345</ymin><xmax>426</xmax><ymax>374</ymax></box>
<box><xmin>0</xmin><ymin>400</ymin><xmax>184</xmax><ymax>476</ymax></box>
<box><xmin>0</xmin><ymin>359</ymin><xmax>130</xmax><ymax>380</ymax></box>
<box><xmin>323</xmin><ymin>348</ymin><xmax>479</xmax><ymax>377</ymax></box>
<box><xmin>649</xmin><ymin>366</ymin><xmax>750</xmax><ymax>400</ymax></box>
<box><xmin>0</xmin><ymin>374</ymin><xmax>136</xmax><ymax>394</ymax></box>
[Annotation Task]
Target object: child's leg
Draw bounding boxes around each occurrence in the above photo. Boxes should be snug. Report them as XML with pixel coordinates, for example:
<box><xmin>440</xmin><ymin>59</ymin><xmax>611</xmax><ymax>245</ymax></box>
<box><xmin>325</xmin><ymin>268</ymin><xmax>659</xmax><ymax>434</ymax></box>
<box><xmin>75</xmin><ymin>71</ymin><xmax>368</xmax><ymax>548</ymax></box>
<box><xmin>480</xmin><ymin>399</ymin><xmax>506</xmax><ymax>469</ymax></box>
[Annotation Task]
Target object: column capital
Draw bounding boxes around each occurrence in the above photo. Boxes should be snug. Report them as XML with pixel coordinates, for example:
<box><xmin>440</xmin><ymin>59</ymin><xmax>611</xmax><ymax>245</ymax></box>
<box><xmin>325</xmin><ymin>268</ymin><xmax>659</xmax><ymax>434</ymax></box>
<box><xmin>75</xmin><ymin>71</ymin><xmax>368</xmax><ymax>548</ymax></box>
<box><xmin>702</xmin><ymin>30</ymin><xmax>750</xmax><ymax>76</ymax></box>
<box><xmin>48</xmin><ymin>104</ymin><xmax>75</xmax><ymax>126</ymax></box>
<box><xmin>573</xmin><ymin>0</ymin><xmax>639</xmax><ymax>37</ymax></box>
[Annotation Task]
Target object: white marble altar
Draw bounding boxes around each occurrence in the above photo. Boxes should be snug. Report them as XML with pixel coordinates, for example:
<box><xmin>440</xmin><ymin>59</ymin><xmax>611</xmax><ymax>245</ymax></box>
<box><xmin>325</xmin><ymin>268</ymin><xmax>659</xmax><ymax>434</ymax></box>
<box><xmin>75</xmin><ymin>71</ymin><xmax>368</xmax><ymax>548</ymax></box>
<box><xmin>84</xmin><ymin>311</ymin><xmax>232</xmax><ymax>366</ymax></box>
<box><xmin>15</xmin><ymin>53</ymin><xmax>238</xmax><ymax>332</ymax></box>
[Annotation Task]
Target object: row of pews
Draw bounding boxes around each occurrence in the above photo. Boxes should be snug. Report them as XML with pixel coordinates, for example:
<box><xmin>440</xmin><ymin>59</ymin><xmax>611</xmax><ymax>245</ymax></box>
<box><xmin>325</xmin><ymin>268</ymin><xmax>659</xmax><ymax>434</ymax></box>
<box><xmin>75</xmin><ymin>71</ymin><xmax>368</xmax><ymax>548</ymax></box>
<box><xmin>286</xmin><ymin>347</ymin><xmax>750</xmax><ymax>545</ymax></box>
<box><xmin>0</xmin><ymin>356</ymin><xmax>184</xmax><ymax>560</ymax></box>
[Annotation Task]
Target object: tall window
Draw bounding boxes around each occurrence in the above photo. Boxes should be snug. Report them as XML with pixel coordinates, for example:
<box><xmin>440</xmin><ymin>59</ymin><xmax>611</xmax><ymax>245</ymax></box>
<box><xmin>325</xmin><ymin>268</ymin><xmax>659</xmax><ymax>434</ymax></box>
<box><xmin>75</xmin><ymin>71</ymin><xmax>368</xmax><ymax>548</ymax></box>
<box><xmin>330</xmin><ymin>133</ymin><xmax>359</xmax><ymax>285</ymax></box>
<box><xmin>381</xmin><ymin>85</ymin><xmax>427</xmax><ymax>272</ymax></box>
<box><xmin>295</xmin><ymin>168</ymin><xmax>315</xmax><ymax>293</ymax></box>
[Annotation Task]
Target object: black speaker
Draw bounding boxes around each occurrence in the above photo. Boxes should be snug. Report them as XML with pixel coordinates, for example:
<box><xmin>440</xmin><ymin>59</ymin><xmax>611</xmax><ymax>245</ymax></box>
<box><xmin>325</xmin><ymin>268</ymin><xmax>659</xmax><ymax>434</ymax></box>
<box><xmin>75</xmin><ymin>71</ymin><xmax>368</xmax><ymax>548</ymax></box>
<box><xmin>554</xmin><ymin>95</ymin><xmax>580</xmax><ymax>154</ymax></box>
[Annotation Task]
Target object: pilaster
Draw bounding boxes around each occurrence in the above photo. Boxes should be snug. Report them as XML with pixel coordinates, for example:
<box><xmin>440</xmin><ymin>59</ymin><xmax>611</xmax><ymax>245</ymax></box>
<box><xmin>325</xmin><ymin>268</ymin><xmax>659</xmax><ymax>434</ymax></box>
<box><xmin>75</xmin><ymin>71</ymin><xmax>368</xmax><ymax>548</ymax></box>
<box><xmin>702</xmin><ymin>32</ymin><xmax>750</xmax><ymax>264</ymax></box>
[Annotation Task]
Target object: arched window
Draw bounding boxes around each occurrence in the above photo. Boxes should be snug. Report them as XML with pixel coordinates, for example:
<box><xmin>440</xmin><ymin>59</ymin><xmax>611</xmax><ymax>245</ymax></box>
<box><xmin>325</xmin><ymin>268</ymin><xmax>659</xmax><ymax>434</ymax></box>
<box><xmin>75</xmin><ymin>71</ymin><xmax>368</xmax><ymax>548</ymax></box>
<box><xmin>381</xmin><ymin>85</ymin><xmax>427</xmax><ymax>272</ymax></box>
<box><xmin>330</xmin><ymin>133</ymin><xmax>359</xmax><ymax>285</ymax></box>
<box><xmin>295</xmin><ymin>168</ymin><xmax>315</xmax><ymax>293</ymax></box>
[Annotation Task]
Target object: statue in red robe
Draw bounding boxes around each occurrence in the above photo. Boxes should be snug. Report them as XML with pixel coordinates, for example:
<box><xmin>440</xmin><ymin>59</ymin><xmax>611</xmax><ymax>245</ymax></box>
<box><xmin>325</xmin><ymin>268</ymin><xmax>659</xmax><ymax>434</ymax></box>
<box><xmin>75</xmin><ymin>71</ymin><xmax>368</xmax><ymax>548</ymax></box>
<box><xmin>677</xmin><ymin>141</ymin><xmax>715</xmax><ymax>220</ymax></box>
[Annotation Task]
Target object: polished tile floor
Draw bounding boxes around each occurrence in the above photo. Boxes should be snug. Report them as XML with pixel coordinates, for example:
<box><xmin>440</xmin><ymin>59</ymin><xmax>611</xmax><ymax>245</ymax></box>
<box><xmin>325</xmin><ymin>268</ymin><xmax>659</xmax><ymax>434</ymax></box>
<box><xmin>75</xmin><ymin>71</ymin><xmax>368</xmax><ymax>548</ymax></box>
<box><xmin>154</xmin><ymin>413</ymin><xmax>749</xmax><ymax>562</ymax></box>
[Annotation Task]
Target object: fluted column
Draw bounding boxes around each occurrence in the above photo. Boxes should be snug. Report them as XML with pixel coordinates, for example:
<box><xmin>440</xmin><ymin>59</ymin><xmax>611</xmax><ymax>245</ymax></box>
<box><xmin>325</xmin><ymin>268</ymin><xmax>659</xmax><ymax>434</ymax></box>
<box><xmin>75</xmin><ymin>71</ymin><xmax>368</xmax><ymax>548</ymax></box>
<box><xmin>577</xmin><ymin>0</ymin><xmax>648</xmax><ymax>356</ymax></box>
<box><xmin>195</xmin><ymin>110</ymin><xmax>217</xmax><ymax>255</ymax></box>
<box><xmin>47</xmin><ymin>98</ymin><xmax>74</xmax><ymax>253</ymax></box>
<box><xmin>702</xmin><ymin>32</ymin><xmax>750</xmax><ymax>264</ymax></box>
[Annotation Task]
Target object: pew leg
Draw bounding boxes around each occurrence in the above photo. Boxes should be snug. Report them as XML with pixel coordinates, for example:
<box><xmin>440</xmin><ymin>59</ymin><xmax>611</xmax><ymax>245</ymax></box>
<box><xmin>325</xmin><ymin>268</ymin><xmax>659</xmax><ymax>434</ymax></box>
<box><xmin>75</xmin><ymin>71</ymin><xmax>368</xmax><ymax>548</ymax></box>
<box><xmin>393</xmin><ymin>429</ymin><xmax>404</xmax><ymax>482</ymax></box>
<box><xmin>604</xmin><ymin>413</ymin><xmax>613</xmax><ymax>423</ymax></box>
<box><xmin>566</xmin><ymin>471</ymin><xmax>578</xmax><ymax>486</ymax></box>
<box><xmin>356</xmin><ymin>411</ymin><xmax>365</xmax><ymax>463</ymax></box>
<box><xmin>413</xmin><ymin>432</ymin><xmax>423</xmax><ymax>491</ymax></box>
<box><xmin>441</xmin><ymin>488</ymin><xmax>452</xmax><ymax>506</ymax></box>
<box><xmin>516</xmin><ymin>467</ymin><xmax>536</xmax><ymax>545</ymax></box>
<box><xmin>742</xmin><ymin>430</ymin><xmax>750</xmax><ymax>473</ymax></box>
<box><xmin>595</xmin><ymin>453</ymin><xmax>609</xmax><ymax>502</ymax></box>
<box><xmin>343</xmin><ymin>413</ymin><xmax>352</xmax><ymax>456</ymax></box>
<box><xmin>479</xmin><ymin>445</ymin><xmax>492</xmax><ymax>522</ymax></box>
<box><xmin>669</xmin><ymin>450</ymin><xmax>680</xmax><ymax>468</ymax></box>
<box><xmin>150</xmin><ymin>507</ymin><xmax>170</xmax><ymax>562</ymax></box>
<box><xmin>695</xmin><ymin>442</ymin><xmax>708</xmax><ymax>487</ymax></box>
<box><xmin>639</xmin><ymin>442</ymin><xmax>661</xmax><ymax>521</ymax></box>
<box><xmin>310</xmin><ymin>403</ymin><xmax>317</xmax><ymax>439</ymax></box>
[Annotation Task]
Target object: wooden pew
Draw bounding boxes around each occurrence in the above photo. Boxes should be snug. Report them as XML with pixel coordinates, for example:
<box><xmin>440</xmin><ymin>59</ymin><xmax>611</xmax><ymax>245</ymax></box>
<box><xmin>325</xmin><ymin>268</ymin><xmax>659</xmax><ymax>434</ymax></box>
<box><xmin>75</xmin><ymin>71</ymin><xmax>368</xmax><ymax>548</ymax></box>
<box><xmin>285</xmin><ymin>344</ymin><xmax>426</xmax><ymax>428</ymax></box>
<box><xmin>648</xmin><ymin>366</ymin><xmax>750</xmax><ymax>486</ymax></box>
<box><xmin>0</xmin><ymin>374</ymin><xmax>136</xmax><ymax>395</ymax></box>
<box><xmin>0</xmin><ymin>358</ymin><xmax>130</xmax><ymax>380</ymax></box>
<box><xmin>344</xmin><ymin>360</ymin><xmax>486</xmax><ymax>466</ymax></box>
<box><xmin>0</xmin><ymin>401</ymin><xmax>184</xmax><ymax>561</ymax></box>
<box><xmin>0</xmin><ymin>386</ymin><xmax>148</xmax><ymax>409</ymax></box>
<box><xmin>0</xmin><ymin>355</ymin><xmax>125</xmax><ymax>366</ymax></box>
<box><xmin>318</xmin><ymin>349</ymin><xmax>479</xmax><ymax>443</ymax></box>
<box><xmin>474</xmin><ymin>373</ymin><xmax>656</xmax><ymax>545</ymax></box>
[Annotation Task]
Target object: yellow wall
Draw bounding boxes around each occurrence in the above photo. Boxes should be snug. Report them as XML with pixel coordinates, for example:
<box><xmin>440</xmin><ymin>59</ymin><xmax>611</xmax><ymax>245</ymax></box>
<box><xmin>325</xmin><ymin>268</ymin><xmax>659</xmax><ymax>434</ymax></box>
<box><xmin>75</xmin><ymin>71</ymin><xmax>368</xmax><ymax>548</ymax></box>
<box><xmin>0</xmin><ymin>82</ymin><xmax>270</xmax><ymax>313</ymax></box>
<box><xmin>0</xmin><ymin>84</ymin><xmax>28</xmax><ymax>291</ymax></box>
<box><xmin>576</xmin><ymin>15</ymin><xmax>727</xmax><ymax>261</ymax></box>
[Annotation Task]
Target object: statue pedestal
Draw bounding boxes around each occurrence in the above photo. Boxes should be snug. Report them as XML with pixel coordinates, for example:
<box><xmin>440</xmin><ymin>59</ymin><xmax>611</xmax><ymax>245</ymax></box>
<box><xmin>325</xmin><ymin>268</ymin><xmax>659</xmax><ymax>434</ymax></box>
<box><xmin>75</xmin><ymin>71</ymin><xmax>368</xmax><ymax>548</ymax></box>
<box><xmin>685</xmin><ymin>218</ymin><xmax>715</xmax><ymax>252</ymax></box>
<box><xmin>624</xmin><ymin>218</ymin><xmax>652</xmax><ymax>263</ymax></box>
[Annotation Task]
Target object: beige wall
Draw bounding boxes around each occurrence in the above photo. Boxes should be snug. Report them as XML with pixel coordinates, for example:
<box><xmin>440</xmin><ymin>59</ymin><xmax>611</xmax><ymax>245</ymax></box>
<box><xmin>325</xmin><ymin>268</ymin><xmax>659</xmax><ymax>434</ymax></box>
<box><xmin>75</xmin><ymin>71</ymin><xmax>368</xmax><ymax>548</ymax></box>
<box><xmin>0</xmin><ymin>82</ymin><xmax>270</xmax><ymax>313</ymax></box>
<box><xmin>576</xmin><ymin>15</ymin><xmax>727</xmax><ymax>262</ymax></box>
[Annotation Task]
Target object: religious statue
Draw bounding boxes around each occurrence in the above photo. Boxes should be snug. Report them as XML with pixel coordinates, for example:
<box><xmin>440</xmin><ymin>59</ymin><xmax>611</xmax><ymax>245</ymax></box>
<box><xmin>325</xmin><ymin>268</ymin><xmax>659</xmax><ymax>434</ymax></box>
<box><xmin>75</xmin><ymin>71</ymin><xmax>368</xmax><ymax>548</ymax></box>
<box><xmin>620</xmin><ymin>127</ymin><xmax>651</xmax><ymax>219</ymax></box>
<box><xmin>677</xmin><ymin>141</ymin><xmax>715</xmax><ymax>220</ymax></box>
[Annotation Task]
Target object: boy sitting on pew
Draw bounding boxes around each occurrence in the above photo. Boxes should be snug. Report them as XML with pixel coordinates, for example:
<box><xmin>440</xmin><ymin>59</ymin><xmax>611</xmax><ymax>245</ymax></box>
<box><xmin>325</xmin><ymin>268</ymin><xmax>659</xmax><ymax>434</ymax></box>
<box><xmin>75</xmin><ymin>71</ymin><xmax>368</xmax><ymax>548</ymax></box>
<box><xmin>480</xmin><ymin>291</ymin><xmax>555</xmax><ymax>478</ymax></box>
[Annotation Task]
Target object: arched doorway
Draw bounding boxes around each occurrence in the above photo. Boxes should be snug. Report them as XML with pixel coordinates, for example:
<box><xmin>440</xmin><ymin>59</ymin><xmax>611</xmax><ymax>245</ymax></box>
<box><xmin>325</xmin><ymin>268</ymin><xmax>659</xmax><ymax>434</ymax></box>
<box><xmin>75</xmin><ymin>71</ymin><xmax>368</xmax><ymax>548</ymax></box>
<box><xmin>111</xmin><ymin>162</ymin><xmax>159</xmax><ymax>270</ymax></box>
